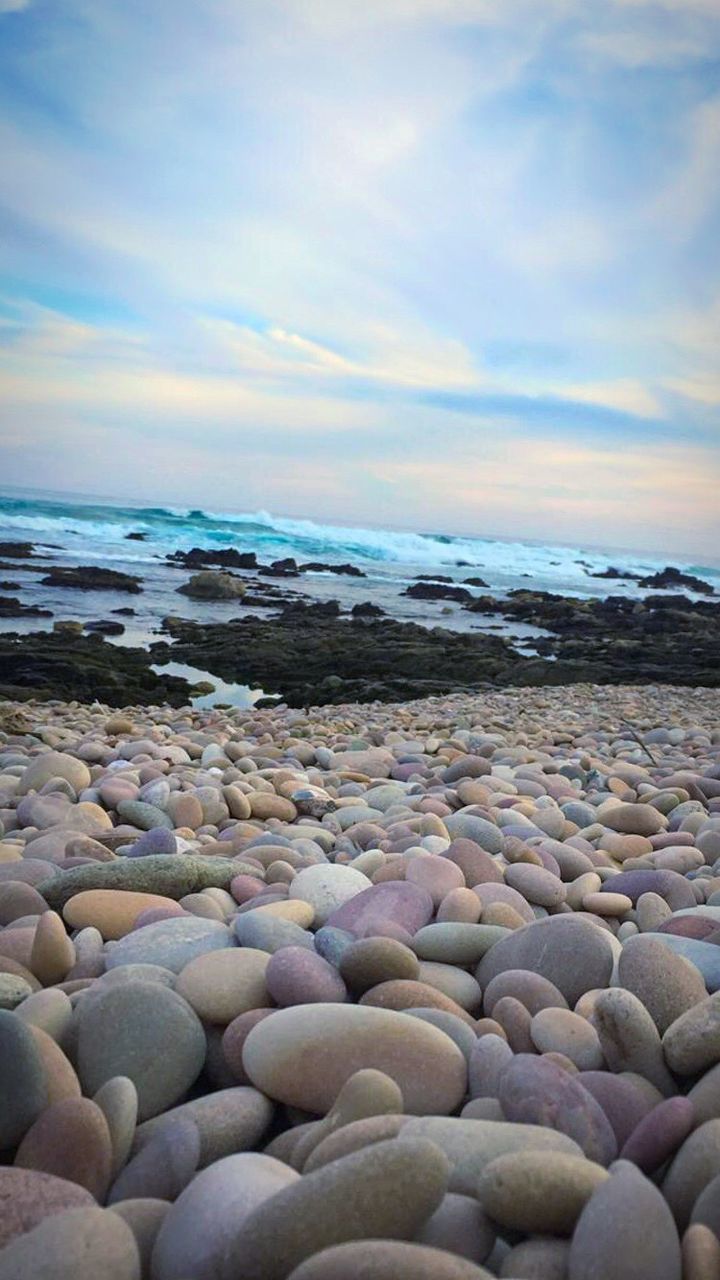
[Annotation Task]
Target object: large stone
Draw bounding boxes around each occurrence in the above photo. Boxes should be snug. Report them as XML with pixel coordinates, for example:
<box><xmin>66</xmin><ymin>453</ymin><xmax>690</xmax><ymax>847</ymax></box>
<box><xmin>242</xmin><ymin>1003</ymin><xmax>466</xmax><ymax>1116</ymax></box>
<box><xmin>399</xmin><ymin>1116</ymin><xmax>583</xmax><ymax>1195</ymax></box>
<box><xmin>0</xmin><ymin>1206</ymin><xmax>140</xmax><ymax>1280</ymax></box>
<box><xmin>63</xmin><ymin>890</ymin><xmax>184</xmax><ymax>940</ymax></box>
<box><xmin>476</xmin><ymin>915</ymin><xmax>615</xmax><ymax>1005</ymax></box>
<box><xmin>37</xmin><ymin>856</ymin><xmax>239</xmax><ymax>912</ymax></box>
<box><xmin>266</xmin><ymin>947</ymin><xmax>347</xmax><ymax>1006</ymax></box>
<box><xmin>0</xmin><ymin>1010</ymin><xmax>48</xmax><ymax>1148</ymax></box>
<box><xmin>175</xmin><ymin>948</ymin><xmax>269</xmax><ymax>1023</ymax></box>
<box><xmin>412</xmin><ymin>924</ymin><xmax>509</xmax><ymax>966</ymax></box>
<box><xmin>477</xmin><ymin>1150</ymin><xmax>608</xmax><ymax>1235</ymax></box>
<box><xmin>151</xmin><ymin>1152</ymin><xmax>299</xmax><ymax>1280</ymax></box>
<box><xmin>498</xmin><ymin>1055</ymin><xmax>617</xmax><ymax>1165</ymax></box>
<box><xmin>289</xmin><ymin>865</ymin><xmax>371</xmax><ymax>926</ymax></box>
<box><xmin>591</xmin><ymin>987</ymin><xmax>675</xmax><ymax>1095</ymax></box>
<box><xmin>569</xmin><ymin>1162</ymin><xmax>681</xmax><ymax>1280</ymax></box>
<box><xmin>220</xmin><ymin>1137</ymin><xmax>449</xmax><ymax>1280</ymax></box>
<box><xmin>133</xmin><ymin>1086</ymin><xmax>273</xmax><ymax>1168</ymax></box>
<box><xmin>17</xmin><ymin>752</ymin><xmax>92</xmax><ymax>797</ymax></box>
<box><xmin>0</xmin><ymin>1168</ymin><xmax>95</xmax><ymax>1249</ymax></box>
<box><xmin>178</xmin><ymin>571</ymin><xmax>246</xmax><ymax>600</ymax></box>
<box><xmin>663</xmin><ymin>1120</ymin><xmax>720</xmax><ymax>1230</ymax></box>
<box><xmin>104</xmin><ymin>918</ymin><xmax>233</xmax><ymax>974</ymax></box>
<box><xmin>663</xmin><ymin>993</ymin><xmax>720</xmax><ymax>1076</ymax></box>
<box><xmin>326</xmin><ymin>882</ymin><xmax>434</xmax><ymax>937</ymax></box>
<box><xmin>619</xmin><ymin>935</ymin><xmax>707</xmax><ymax>1033</ymax></box>
<box><xmin>76</xmin><ymin>982</ymin><xmax>206</xmax><ymax>1120</ymax></box>
<box><xmin>286</xmin><ymin>1241</ymin><xmax>494</xmax><ymax>1279</ymax></box>
<box><xmin>14</xmin><ymin>1097</ymin><xmax>112</xmax><ymax>1200</ymax></box>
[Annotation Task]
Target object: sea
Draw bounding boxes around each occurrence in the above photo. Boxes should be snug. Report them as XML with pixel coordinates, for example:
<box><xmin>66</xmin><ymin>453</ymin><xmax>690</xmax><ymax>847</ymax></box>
<box><xmin>1</xmin><ymin>488</ymin><xmax>717</xmax><ymax>707</ymax></box>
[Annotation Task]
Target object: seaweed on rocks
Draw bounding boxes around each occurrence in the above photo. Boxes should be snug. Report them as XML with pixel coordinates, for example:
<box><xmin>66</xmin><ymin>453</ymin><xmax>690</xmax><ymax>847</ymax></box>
<box><xmin>0</xmin><ymin>631</ymin><xmax>192</xmax><ymax>705</ymax></box>
<box><xmin>464</xmin><ymin>590</ymin><xmax>720</xmax><ymax>686</ymax></box>
<box><xmin>167</xmin><ymin>547</ymin><xmax>259</xmax><ymax>570</ymax></box>
<box><xmin>0</xmin><ymin>596</ymin><xmax>52</xmax><ymax>619</ymax></box>
<box><xmin>40</xmin><ymin>566</ymin><xmax>143</xmax><ymax>593</ymax></box>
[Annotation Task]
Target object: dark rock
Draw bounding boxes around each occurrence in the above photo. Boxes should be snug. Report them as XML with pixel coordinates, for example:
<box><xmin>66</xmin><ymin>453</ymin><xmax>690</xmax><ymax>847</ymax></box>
<box><xmin>300</xmin><ymin>562</ymin><xmax>366</xmax><ymax>577</ymax></box>
<box><xmin>0</xmin><ymin>542</ymin><xmax>35</xmax><ymax>558</ymax></box>
<box><xmin>167</xmin><ymin>547</ymin><xmax>258</xmax><ymax>570</ymax></box>
<box><xmin>125</xmin><ymin>532</ymin><xmax>147</xmax><ymax>541</ymax></box>
<box><xmin>352</xmin><ymin>603</ymin><xmax>386</xmax><ymax>618</ymax></box>
<box><xmin>85</xmin><ymin>620</ymin><xmax>125</xmax><ymax>636</ymax></box>
<box><xmin>637</xmin><ymin>566</ymin><xmax>714</xmax><ymax>594</ymax></box>
<box><xmin>463</xmin><ymin>577</ymin><xmax>490</xmax><ymax>588</ymax></box>
<box><xmin>0</xmin><ymin>596</ymin><xmax>52</xmax><ymax>618</ymax></box>
<box><xmin>40</xmin><ymin>566</ymin><xmax>142</xmax><ymax>593</ymax></box>
<box><xmin>0</xmin><ymin>631</ymin><xmax>192</xmax><ymax>705</ymax></box>
<box><xmin>405</xmin><ymin>583</ymin><xmax>472</xmax><ymax>603</ymax></box>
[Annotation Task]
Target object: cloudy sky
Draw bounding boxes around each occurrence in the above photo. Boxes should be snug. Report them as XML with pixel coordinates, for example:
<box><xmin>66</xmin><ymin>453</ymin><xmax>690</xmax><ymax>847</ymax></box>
<box><xmin>0</xmin><ymin>0</ymin><xmax>718</xmax><ymax>555</ymax></box>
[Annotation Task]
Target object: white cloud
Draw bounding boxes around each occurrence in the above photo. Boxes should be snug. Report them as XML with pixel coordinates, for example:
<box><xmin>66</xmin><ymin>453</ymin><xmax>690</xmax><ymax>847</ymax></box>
<box><xmin>577</xmin><ymin>28</ymin><xmax>710</xmax><ymax>68</ymax></box>
<box><xmin>0</xmin><ymin>0</ymin><xmax>31</xmax><ymax>12</ymax></box>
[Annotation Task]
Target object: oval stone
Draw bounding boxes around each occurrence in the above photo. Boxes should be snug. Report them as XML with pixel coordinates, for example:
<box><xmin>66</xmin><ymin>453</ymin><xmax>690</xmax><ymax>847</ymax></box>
<box><xmin>569</xmin><ymin>1162</ymin><xmax>681</xmax><ymax>1280</ymax></box>
<box><xmin>499</xmin><ymin>1055</ymin><xmax>618</xmax><ymax>1165</ymax></box>
<box><xmin>76</xmin><ymin>982</ymin><xmax>206</xmax><ymax>1120</ymax></box>
<box><xmin>476</xmin><ymin>916</ymin><xmax>615</xmax><ymax>1005</ymax></box>
<box><xmin>221</xmin><ymin>1137</ymin><xmax>450</xmax><ymax>1280</ymax></box>
<box><xmin>325</xmin><ymin>882</ymin><xmax>434</xmax><ymax>937</ymax></box>
<box><xmin>242</xmin><ymin>1003</ymin><xmax>467</xmax><ymax>1115</ymax></box>
<box><xmin>477</xmin><ymin>1150</ymin><xmax>608</xmax><ymax>1235</ymax></box>
<box><xmin>151</xmin><ymin>1152</ymin><xmax>299</xmax><ymax>1280</ymax></box>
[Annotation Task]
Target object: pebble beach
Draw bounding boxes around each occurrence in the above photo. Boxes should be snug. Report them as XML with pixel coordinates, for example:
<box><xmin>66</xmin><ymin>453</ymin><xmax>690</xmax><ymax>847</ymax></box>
<box><xmin>1</xmin><ymin>682</ymin><xmax>720</xmax><ymax>1279</ymax></box>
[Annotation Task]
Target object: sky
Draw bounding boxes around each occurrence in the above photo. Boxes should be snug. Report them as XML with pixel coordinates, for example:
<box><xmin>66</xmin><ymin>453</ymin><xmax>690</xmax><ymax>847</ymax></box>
<box><xmin>0</xmin><ymin>0</ymin><xmax>719</xmax><ymax>556</ymax></box>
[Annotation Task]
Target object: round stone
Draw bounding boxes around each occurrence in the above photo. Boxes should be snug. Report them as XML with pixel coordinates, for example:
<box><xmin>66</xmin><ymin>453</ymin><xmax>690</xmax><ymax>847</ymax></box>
<box><xmin>663</xmin><ymin>993</ymin><xmax>720</xmax><ymax>1076</ymax></box>
<box><xmin>76</xmin><ymin>981</ymin><xmax>206</xmax><ymax>1120</ymax></box>
<box><xmin>504</xmin><ymin>863</ymin><xmax>566</xmax><ymax>907</ymax></box>
<box><xmin>619</xmin><ymin>935</ymin><xmax>707</xmax><ymax>1034</ymax></box>
<box><xmin>289</xmin><ymin>865</ymin><xmax>372</xmax><ymax>926</ymax></box>
<box><xmin>242</xmin><ymin>1003</ymin><xmax>467</xmax><ymax>1115</ymax></box>
<box><xmin>133</xmin><ymin>1086</ymin><xmax>274</xmax><ymax>1168</ymax></box>
<box><xmin>221</xmin><ymin>1137</ymin><xmax>450</xmax><ymax>1280</ymax></box>
<box><xmin>18</xmin><ymin>752</ymin><xmax>92</xmax><ymax>797</ymax></box>
<box><xmin>601</xmin><ymin>803</ymin><xmax>667</xmax><ymax>836</ymax></box>
<box><xmin>530</xmin><ymin>1008</ymin><xmax>604</xmax><ymax>1071</ymax></box>
<box><xmin>286</xmin><ymin>1240</ymin><xmax>494</xmax><ymax>1279</ymax></box>
<box><xmin>0</xmin><ymin>1009</ymin><xmax>48</xmax><ymax>1148</ymax></box>
<box><xmin>483</xmin><ymin>970</ymin><xmax>568</xmax><ymax>1017</ymax></box>
<box><xmin>104</xmin><ymin>917</ymin><xmax>233</xmax><ymax>974</ymax></box>
<box><xmin>0</xmin><ymin>1206</ymin><xmax>140</xmax><ymax>1280</ymax></box>
<box><xmin>619</xmin><ymin>1097</ymin><xmax>695</xmax><ymax>1174</ymax></box>
<box><xmin>151</xmin><ymin>1152</ymin><xmax>299</xmax><ymax>1280</ymax></box>
<box><xmin>266</xmin><ymin>947</ymin><xmax>347</xmax><ymax>1006</ymax></box>
<box><xmin>0</xmin><ymin>1167</ymin><xmax>96</xmax><ymax>1249</ymax></box>
<box><xmin>63</xmin><ymin>890</ymin><xmax>184</xmax><ymax>940</ymax></box>
<box><xmin>14</xmin><ymin>1097</ymin><xmax>112</xmax><ymax>1200</ymax></box>
<box><xmin>339</xmin><ymin>937</ymin><xmax>420</xmax><ymax>995</ymax></box>
<box><xmin>499</xmin><ymin>1054</ymin><xmax>617</xmax><ymax>1165</ymax></box>
<box><xmin>175</xmin><ymin>948</ymin><xmax>270</xmax><ymax>1024</ymax></box>
<box><xmin>325</xmin><ymin>882</ymin><xmax>434</xmax><ymax>937</ymax></box>
<box><xmin>569</xmin><ymin>1161</ymin><xmax>681</xmax><ymax>1280</ymax></box>
<box><xmin>398</xmin><ymin>1116</ymin><xmax>584</xmax><ymax>1195</ymax></box>
<box><xmin>406</xmin><ymin>856</ymin><xmax>465</xmax><ymax>906</ymax></box>
<box><xmin>476</xmin><ymin>915</ymin><xmax>615</xmax><ymax>1005</ymax></box>
<box><xmin>93</xmin><ymin>1077</ymin><xmax>138</xmax><ymax>1179</ymax></box>
<box><xmin>477</xmin><ymin>1150</ymin><xmax>608</xmax><ymax>1234</ymax></box>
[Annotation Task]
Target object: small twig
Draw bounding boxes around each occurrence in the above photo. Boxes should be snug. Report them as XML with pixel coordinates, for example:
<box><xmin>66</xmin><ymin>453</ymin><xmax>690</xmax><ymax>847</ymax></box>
<box><xmin>622</xmin><ymin>721</ymin><xmax>659</xmax><ymax>767</ymax></box>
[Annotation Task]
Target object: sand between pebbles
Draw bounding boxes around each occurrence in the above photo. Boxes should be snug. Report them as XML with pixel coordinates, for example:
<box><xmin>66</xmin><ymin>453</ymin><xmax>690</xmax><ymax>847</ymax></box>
<box><xmin>1</xmin><ymin>682</ymin><xmax>720</xmax><ymax>1279</ymax></box>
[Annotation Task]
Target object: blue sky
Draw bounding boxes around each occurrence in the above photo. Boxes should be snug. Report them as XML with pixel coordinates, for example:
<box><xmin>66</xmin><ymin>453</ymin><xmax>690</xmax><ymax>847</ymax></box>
<box><xmin>0</xmin><ymin>0</ymin><xmax>718</xmax><ymax>554</ymax></box>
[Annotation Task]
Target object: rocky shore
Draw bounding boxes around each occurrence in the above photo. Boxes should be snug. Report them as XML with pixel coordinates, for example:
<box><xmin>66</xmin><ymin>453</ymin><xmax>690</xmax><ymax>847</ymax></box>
<box><xmin>0</xmin><ymin>683</ymin><xmax>720</xmax><ymax>1277</ymax></box>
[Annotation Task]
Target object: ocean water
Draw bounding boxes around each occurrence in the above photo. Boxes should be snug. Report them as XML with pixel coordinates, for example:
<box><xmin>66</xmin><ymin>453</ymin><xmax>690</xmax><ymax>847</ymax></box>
<box><xmin>0</xmin><ymin>488</ymin><xmax>717</xmax><ymax>702</ymax></box>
